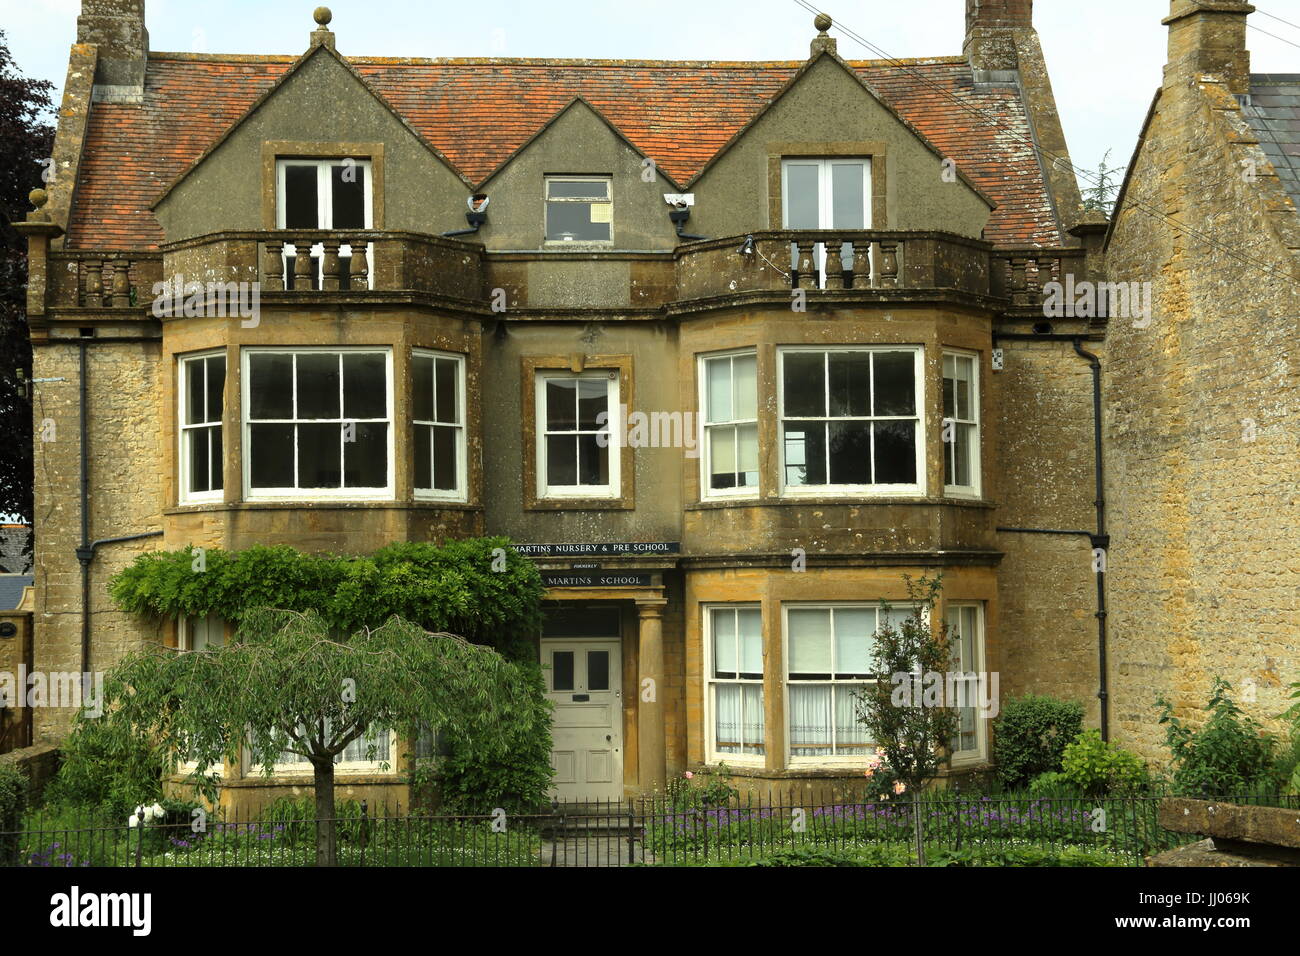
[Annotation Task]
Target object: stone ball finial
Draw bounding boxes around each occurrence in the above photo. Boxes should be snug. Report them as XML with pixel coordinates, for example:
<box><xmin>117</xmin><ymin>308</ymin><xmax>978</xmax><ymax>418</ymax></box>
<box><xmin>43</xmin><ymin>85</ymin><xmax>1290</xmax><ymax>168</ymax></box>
<box><xmin>814</xmin><ymin>12</ymin><xmax>832</xmax><ymax>33</ymax></box>
<box><xmin>29</xmin><ymin>188</ymin><xmax>48</xmax><ymax>210</ymax></box>
<box><xmin>314</xmin><ymin>6</ymin><xmax>332</xmax><ymax>26</ymax></box>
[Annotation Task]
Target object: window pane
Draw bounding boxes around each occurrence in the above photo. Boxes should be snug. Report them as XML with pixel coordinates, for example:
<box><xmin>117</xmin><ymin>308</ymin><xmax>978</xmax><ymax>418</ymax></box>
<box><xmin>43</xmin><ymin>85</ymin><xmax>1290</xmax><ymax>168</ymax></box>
<box><xmin>830</xmin><ymin>163</ymin><xmax>866</xmax><ymax>229</ymax></box>
<box><xmin>432</xmin><ymin>425</ymin><xmax>457</xmax><ymax>491</ymax></box>
<box><xmin>706</xmin><ymin>358</ymin><xmax>732</xmax><ymax>424</ymax></box>
<box><xmin>414</xmin><ymin>424</ymin><xmax>431</xmax><ymax>489</ymax></box>
<box><xmin>783</xmin><ymin>423</ymin><xmax>826</xmax><ymax>486</ymax></box>
<box><xmin>834</xmin><ymin>608</ymin><xmax>875</xmax><ymax>677</ymax></box>
<box><xmin>713</xmin><ymin>609</ymin><xmax>737</xmax><ymax>677</ymax></box>
<box><xmin>434</xmin><ymin>358</ymin><xmax>459</xmax><ymax>424</ymax></box>
<box><xmin>738</xmin><ymin>609</ymin><xmax>762</xmax><ymax>674</ymax></box>
<box><xmin>330</xmin><ymin>164</ymin><xmax>366</xmax><ymax>230</ymax></box>
<box><xmin>412</xmin><ymin>356</ymin><xmax>434</xmax><ymax>422</ymax></box>
<box><xmin>736</xmin><ymin>423</ymin><xmax>759</xmax><ymax>487</ymax></box>
<box><xmin>872</xmin><ymin>352</ymin><xmax>915</xmax><ymax>416</ymax></box>
<box><xmin>343</xmin><ymin>354</ymin><xmax>387</xmax><ymax>420</ymax></box>
<box><xmin>577</xmin><ymin>378</ymin><xmax>608</xmax><ymax>431</ymax></box>
<box><xmin>343</xmin><ymin>422</ymin><xmax>387</xmax><ymax>488</ymax></box>
<box><xmin>873</xmin><ymin>421</ymin><xmax>917</xmax><ymax>483</ymax></box>
<box><xmin>828</xmin><ymin>351</ymin><xmax>871</xmax><ymax>417</ymax></box>
<box><xmin>296</xmin><ymin>353</ymin><xmax>340</xmax><ymax>420</ymax></box>
<box><xmin>715</xmin><ymin>684</ymin><xmax>742</xmax><ymax>753</ymax></box>
<box><xmin>186</xmin><ymin>360</ymin><xmax>206</xmax><ymax>425</ymax></box>
<box><xmin>782</xmin><ymin>352</ymin><xmax>825</xmax><ymax>417</ymax></box>
<box><xmin>709</xmin><ymin>427</ymin><xmax>736</xmax><ymax>489</ymax></box>
<box><xmin>205</xmin><ymin>357</ymin><xmax>225</xmax><ymax>425</ymax></box>
<box><xmin>733</xmin><ymin>354</ymin><xmax>757</xmax><ymax>420</ymax></box>
<box><xmin>546</xmin><ymin>379</ymin><xmax>577</xmax><ymax>431</ymax></box>
<box><xmin>298</xmin><ymin>422</ymin><xmax>341</xmax><ymax>488</ymax></box>
<box><xmin>210</xmin><ymin>427</ymin><xmax>223</xmax><ymax>492</ymax></box>
<box><xmin>788</xmin><ymin>609</ymin><xmax>832</xmax><ymax>674</ymax></box>
<box><xmin>552</xmin><ymin>651</ymin><xmax>574</xmax><ymax>691</ymax></box>
<box><xmin>789</xmin><ymin>685</ymin><xmax>831</xmax><ymax>753</ymax></box>
<box><xmin>828</xmin><ymin>420</ymin><xmax>872</xmax><ymax>484</ymax></box>
<box><xmin>546</xmin><ymin>435</ymin><xmax>577</xmax><ymax>486</ymax></box>
<box><xmin>283</xmin><ymin>165</ymin><xmax>318</xmax><ymax>229</ymax></box>
<box><xmin>784</xmin><ymin>164</ymin><xmax>820</xmax><ymax>228</ymax></box>
<box><xmin>249</xmin><ymin>423</ymin><xmax>294</xmax><ymax>487</ymax></box>
<box><xmin>834</xmin><ymin>685</ymin><xmax>871</xmax><ymax>753</ymax></box>
<box><xmin>548</xmin><ymin>180</ymin><xmax>609</xmax><ymax>200</ymax></box>
<box><xmin>248</xmin><ymin>354</ymin><xmax>293</xmax><ymax>420</ymax></box>
<box><xmin>189</xmin><ymin>428</ymin><xmax>210</xmax><ymax>494</ymax></box>
<box><xmin>577</xmin><ymin>433</ymin><xmax>608</xmax><ymax>485</ymax></box>
<box><xmin>546</xmin><ymin>202</ymin><xmax>610</xmax><ymax>242</ymax></box>
<box><xmin>587</xmin><ymin>651</ymin><xmax>610</xmax><ymax>691</ymax></box>
<box><xmin>742</xmin><ymin>683</ymin><xmax>765</xmax><ymax>753</ymax></box>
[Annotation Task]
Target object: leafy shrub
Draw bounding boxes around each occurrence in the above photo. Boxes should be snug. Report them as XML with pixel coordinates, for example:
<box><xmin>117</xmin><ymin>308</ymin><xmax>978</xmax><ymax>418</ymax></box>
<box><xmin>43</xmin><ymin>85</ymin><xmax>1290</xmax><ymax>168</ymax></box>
<box><xmin>665</xmin><ymin>764</ymin><xmax>740</xmax><ymax>810</ymax></box>
<box><xmin>1157</xmin><ymin>678</ymin><xmax>1277</xmax><ymax>798</ymax></box>
<box><xmin>1060</xmin><ymin>730</ymin><xmax>1146</xmax><ymax>796</ymax></box>
<box><xmin>260</xmin><ymin>795</ymin><xmax>366</xmax><ymax>843</ymax></box>
<box><xmin>750</xmin><ymin>846</ymin><xmax>863</xmax><ymax>867</ymax></box>
<box><xmin>992</xmin><ymin>695</ymin><xmax>1085</xmax><ymax>789</ymax></box>
<box><xmin>43</xmin><ymin>715</ymin><xmax>167</xmax><ymax>819</ymax></box>
<box><xmin>1278</xmin><ymin>681</ymin><xmax>1300</xmax><ymax>794</ymax></box>
<box><xmin>431</xmin><ymin>662</ymin><xmax>554</xmax><ymax>814</ymax></box>
<box><xmin>1027</xmin><ymin>771</ymin><xmax>1078</xmax><ymax>797</ymax></box>
<box><xmin>0</xmin><ymin>761</ymin><xmax>27</xmax><ymax>864</ymax></box>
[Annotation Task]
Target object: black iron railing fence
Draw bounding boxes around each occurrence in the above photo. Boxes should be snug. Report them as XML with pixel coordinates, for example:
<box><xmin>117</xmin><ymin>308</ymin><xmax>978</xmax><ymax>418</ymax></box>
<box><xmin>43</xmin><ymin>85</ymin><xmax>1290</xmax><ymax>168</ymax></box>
<box><xmin>6</xmin><ymin>792</ymin><xmax>1296</xmax><ymax>868</ymax></box>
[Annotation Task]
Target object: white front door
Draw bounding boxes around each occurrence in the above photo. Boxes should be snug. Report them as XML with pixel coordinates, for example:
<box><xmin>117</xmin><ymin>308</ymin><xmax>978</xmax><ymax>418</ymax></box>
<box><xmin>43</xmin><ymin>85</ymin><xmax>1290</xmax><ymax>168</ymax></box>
<box><xmin>543</xmin><ymin>639</ymin><xmax>623</xmax><ymax>801</ymax></box>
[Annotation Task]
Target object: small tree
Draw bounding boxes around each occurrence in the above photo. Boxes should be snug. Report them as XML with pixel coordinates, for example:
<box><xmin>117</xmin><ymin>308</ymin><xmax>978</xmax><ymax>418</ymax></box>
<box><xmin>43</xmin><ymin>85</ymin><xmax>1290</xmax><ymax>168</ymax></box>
<box><xmin>857</xmin><ymin>575</ymin><xmax>959</xmax><ymax>795</ymax></box>
<box><xmin>1079</xmin><ymin>148</ymin><xmax>1126</xmax><ymax>217</ymax></box>
<box><xmin>1157</xmin><ymin>677</ymin><xmax>1277</xmax><ymax>798</ymax></box>
<box><xmin>95</xmin><ymin>608</ymin><xmax>550</xmax><ymax>865</ymax></box>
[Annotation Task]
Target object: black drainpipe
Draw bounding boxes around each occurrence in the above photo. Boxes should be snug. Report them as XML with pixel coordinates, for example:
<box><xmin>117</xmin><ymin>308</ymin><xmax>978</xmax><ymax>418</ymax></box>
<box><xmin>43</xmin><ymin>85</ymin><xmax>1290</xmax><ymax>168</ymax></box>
<box><xmin>75</xmin><ymin>335</ymin><xmax>163</xmax><ymax>675</ymax></box>
<box><xmin>992</xmin><ymin>333</ymin><xmax>1110</xmax><ymax>740</ymax></box>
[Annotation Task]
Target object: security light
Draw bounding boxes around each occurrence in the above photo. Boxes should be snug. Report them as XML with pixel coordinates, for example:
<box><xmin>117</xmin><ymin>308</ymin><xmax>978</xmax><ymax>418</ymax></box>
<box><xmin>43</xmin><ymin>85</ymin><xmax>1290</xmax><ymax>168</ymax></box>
<box><xmin>737</xmin><ymin>235</ymin><xmax>756</xmax><ymax>256</ymax></box>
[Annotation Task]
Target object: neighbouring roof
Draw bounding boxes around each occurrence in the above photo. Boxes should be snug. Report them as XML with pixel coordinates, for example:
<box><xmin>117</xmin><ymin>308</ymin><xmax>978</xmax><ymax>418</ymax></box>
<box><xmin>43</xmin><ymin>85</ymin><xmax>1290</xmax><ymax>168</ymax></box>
<box><xmin>0</xmin><ymin>575</ymin><xmax>33</xmax><ymax>611</ymax></box>
<box><xmin>1244</xmin><ymin>75</ymin><xmax>1300</xmax><ymax>214</ymax></box>
<box><xmin>68</xmin><ymin>53</ymin><xmax>1060</xmax><ymax>250</ymax></box>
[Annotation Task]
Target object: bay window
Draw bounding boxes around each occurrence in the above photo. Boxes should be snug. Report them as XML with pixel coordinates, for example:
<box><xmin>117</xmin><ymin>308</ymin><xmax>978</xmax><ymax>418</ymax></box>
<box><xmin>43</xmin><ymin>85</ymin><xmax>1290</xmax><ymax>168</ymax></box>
<box><xmin>412</xmin><ymin>350</ymin><xmax>467</xmax><ymax>500</ymax></box>
<box><xmin>243</xmin><ymin>348</ymin><xmax>393</xmax><ymax>499</ymax></box>
<box><xmin>178</xmin><ymin>352</ymin><xmax>225</xmax><ymax>504</ymax></box>
<box><xmin>706</xmin><ymin>605</ymin><xmax>764</xmax><ymax>760</ymax></box>
<box><xmin>945</xmin><ymin>603</ymin><xmax>986</xmax><ymax>761</ymax></box>
<box><xmin>700</xmin><ymin>351</ymin><xmax>758</xmax><ymax>496</ymax></box>
<box><xmin>779</xmin><ymin>347</ymin><xmax>923</xmax><ymax>494</ymax></box>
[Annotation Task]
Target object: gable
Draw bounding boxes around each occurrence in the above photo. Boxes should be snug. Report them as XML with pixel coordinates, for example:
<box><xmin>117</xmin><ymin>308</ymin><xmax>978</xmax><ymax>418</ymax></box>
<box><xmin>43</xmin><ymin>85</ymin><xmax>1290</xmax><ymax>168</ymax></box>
<box><xmin>688</xmin><ymin>54</ymin><xmax>993</xmax><ymax>240</ymax></box>
<box><xmin>152</xmin><ymin>47</ymin><xmax>468</xmax><ymax>243</ymax></box>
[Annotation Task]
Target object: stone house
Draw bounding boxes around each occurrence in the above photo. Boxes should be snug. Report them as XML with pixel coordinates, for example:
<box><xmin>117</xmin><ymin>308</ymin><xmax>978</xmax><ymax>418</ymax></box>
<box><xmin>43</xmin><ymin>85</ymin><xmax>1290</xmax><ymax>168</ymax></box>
<box><xmin>16</xmin><ymin>0</ymin><xmax>1128</xmax><ymax>809</ymax></box>
<box><xmin>1103</xmin><ymin>0</ymin><xmax>1300</xmax><ymax>759</ymax></box>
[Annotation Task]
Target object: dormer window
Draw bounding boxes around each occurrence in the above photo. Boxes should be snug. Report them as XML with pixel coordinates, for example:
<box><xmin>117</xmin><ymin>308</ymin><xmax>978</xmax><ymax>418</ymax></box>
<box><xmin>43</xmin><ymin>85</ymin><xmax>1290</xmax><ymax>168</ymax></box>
<box><xmin>275</xmin><ymin>158</ymin><xmax>373</xmax><ymax>288</ymax></box>
<box><xmin>545</xmin><ymin>176</ymin><xmax>612</xmax><ymax>243</ymax></box>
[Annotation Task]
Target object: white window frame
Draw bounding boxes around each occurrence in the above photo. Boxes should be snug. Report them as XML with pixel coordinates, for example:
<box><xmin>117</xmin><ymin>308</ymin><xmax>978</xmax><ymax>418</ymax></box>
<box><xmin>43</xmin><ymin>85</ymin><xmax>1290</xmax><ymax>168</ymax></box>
<box><xmin>535</xmin><ymin>370</ymin><xmax>621</xmax><ymax>499</ymax></box>
<box><xmin>942</xmin><ymin>350</ymin><xmax>982</xmax><ymax>498</ymax></box>
<box><xmin>945</xmin><ymin>602</ymin><xmax>988</xmax><ymax>765</ymax></box>
<box><xmin>780</xmin><ymin>158</ymin><xmax>872</xmax><ymax>280</ymax></box>
<box><xmin>698</xmin><ymin>350</ymin><xmax>760</xmax><ymax>500</ymax></box>
<box><xmin>777</xmin><ymin>346</ymin><xmax>926</xmax><ymax>498</ymax></box>
<box><xmin>544</xmin><ymin>175</ymin><xmax>613</xmax><ymax>245</ymax></box>
<box><xmin>782</xmin><ymin>602</ymin><xmax>924</xmax><ymax>767</ymax></box>
<box><xmin>178</xmin><ymin>350</ymin><xmax>226</xmax><ymax>506</ymax></box>
<box><xmin>177</xmin><ymin>614</ymin><xmax>226</xmax><ymax>776</ymax></box>
<box><xmin>274</xmin><ymin>158</ymin><xmax>375</xmax><ymax>289</ymax></box>
<box><xmin>703</xmin><ymin>604</ymin><xmax>765</xmax><ymax>766</ymax></box>
<box><xmin>241</xmin><ymin>346</ymin><xmax>395</xmax><ymax>502</ymax></box>
<box><xmin>412</xmin><ymin>349</ymin><xmax>468</xmax><ymax>503</ymax></box>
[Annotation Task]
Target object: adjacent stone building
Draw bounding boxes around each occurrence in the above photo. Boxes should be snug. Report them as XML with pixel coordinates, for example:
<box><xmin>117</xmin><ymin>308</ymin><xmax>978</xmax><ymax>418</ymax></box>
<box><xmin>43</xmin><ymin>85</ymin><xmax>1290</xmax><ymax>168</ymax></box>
<box><xmin>16</xmin><ymin>0</ymin><xmax>1140</xmax><ymax>808</ymax></box>
<box><xmin>1104</xmin><ymin>0</ymin><xmax>1300</xmax><ymax>760</ymax></box>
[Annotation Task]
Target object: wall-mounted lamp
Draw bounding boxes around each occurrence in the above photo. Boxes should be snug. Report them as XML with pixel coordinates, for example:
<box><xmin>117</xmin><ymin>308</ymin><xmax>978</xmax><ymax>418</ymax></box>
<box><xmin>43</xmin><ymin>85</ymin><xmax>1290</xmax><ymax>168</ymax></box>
<box><xmin>444</xmin><ymin>194</ymin><xmax>490</xmax><ymax>236</ymax></box>
<box><xmin>737</xmin><ymin>235</ymin><xmax>756</xmax><ymax>257</ymax></box>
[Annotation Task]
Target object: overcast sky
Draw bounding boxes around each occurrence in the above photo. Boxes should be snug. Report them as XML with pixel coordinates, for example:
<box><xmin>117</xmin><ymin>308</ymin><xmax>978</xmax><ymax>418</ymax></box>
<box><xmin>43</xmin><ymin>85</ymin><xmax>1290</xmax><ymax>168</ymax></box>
<box><xmin>1</xmin><ymin>0</ymin><xmax>1297</xmax><ymax>190</ymax></box>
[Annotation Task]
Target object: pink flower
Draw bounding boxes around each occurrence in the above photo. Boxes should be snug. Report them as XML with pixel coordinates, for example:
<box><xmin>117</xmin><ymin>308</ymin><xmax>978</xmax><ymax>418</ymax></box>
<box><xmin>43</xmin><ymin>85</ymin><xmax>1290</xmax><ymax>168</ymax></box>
<box><xmin>893</xmin><ymin>781</ymin><xmax>907</xmax><ymax>795</ymax></box>
<box><xmin>683</xmin><ymin>771</ymin><xmax>694</xmax><ymax>780</ymax></box>
<box><xmin>863</xmin><ymin>767</ymin><xmax>875</xmax><ymax>778</ymax></box>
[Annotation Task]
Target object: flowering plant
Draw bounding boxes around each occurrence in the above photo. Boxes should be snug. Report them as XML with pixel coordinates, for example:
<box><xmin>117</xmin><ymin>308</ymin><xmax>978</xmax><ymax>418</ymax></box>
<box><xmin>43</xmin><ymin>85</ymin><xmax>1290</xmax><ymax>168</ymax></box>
<box><xmin>127</xmin><ymin>803</ymin><xmax>165</xmax><ymax>827</ymax></box>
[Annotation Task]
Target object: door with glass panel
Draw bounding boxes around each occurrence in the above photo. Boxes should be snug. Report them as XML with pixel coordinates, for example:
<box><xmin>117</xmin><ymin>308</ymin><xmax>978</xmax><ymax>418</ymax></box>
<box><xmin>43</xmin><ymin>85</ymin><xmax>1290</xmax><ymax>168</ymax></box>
<box><xmin>543</xmin><ymin>639</ymin><xmax>623</xmax><ymax>800</ymax></box>
<box><xmin>276</xmin><ymin>159</ymin><xmax>372</xmax><ymax>289</ymax></box>
<box><xmin>781</xmin><ymin>158</ymin><xmax>871</xmax><ymax>285</ymax></box>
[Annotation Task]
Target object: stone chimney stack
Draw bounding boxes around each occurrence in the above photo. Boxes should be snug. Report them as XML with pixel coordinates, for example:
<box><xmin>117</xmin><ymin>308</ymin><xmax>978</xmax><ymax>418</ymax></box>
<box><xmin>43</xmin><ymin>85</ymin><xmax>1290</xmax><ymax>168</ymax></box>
<box><xmin>77</xmin><ymin>0</ymin><xmax>149</xmax><ymax>103</ymax></box>
<box><xmin>1163</xmin><ymin>0</ymin><xmax>1254</xmax><ymax>96</ymax></box>
<box><xmin>964</xmin><ymin>0</ymin><xmax>1033</xmax><ymax>76</ymax></box>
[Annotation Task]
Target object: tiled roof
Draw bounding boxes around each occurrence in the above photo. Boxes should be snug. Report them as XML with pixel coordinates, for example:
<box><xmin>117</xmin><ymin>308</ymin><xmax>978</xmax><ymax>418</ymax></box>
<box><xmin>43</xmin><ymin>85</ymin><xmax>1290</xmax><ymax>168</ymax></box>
<box><xmin>68</xmin><ymin>53</ymin><xmax>1061</xmax><ymax>249</ymax></box>
<box><xmin>1244</xmin><ymin>75</ymin><xmax>1300</xmax><ymax>215</ymax></box>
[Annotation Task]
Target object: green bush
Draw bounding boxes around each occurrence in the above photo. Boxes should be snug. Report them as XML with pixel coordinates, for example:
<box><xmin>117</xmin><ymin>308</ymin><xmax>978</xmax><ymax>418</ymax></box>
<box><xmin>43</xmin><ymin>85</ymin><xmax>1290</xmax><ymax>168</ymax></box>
<box><xmin>1157</xmin><ymin>678</ymin><xmax>1277</xmax><ymax>798</ymax></box>
<box><xmin>1027</xmin><ymin>771</ymin><xmax>1078</xmax><ymax>797</ymax></box>
<box><xmin>0</xmin><ymin>761</ymin><xmax>28</xmax><ymax>865</ymax></box>
<box><xmin>1061</xmin><ymin>730</ymin><xmax>1146</xmax><ymax>796</ymax></box>
<box><xmin>430</xmin><ymin>662</ymin><xmax>554</xmax><ymax>814</ymax></box>
<box><xmin>749</xmin><ymin>846</ymin><xmax>865</xmax><ymax>867</ymax></box>
<box><xmin>992</xmin><ymin>695</ymin><xmax>1085</xmax><ymax>789</ymax></box>
<box><xmin>43</xmin><ymin>715</ymin><xmax>167</xmax><ymax>819</ymax></box>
